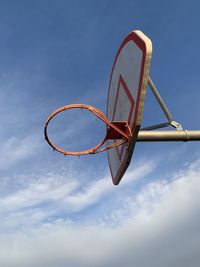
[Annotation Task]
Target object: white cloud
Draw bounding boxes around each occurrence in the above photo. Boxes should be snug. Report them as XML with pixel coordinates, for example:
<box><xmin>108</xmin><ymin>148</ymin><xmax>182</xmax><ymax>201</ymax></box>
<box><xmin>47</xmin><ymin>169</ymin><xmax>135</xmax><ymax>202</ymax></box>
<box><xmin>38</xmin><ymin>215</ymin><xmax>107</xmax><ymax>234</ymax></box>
<box><xmin>65</xmin><ymin>159</ymin><xmax>156</xmax><ymax>212</ymax></box>
<box><xmin>0</xmin><ymin>159</ymin><xmax>155</xmax><ymax>232</ymax></box>
<box><xmin>0</xmin><ymin>171</ymin><xmax>80</xmax><ymax>230</ymax></box>
<box><xmin>0</xmin><ymin>159</ymin><xmax>199</xmax><ymax>267</ymax></box>
<box><xmin>0</xmin><ymin>134</ymin><xmax>40</xmax><ymax>170</ymax></box>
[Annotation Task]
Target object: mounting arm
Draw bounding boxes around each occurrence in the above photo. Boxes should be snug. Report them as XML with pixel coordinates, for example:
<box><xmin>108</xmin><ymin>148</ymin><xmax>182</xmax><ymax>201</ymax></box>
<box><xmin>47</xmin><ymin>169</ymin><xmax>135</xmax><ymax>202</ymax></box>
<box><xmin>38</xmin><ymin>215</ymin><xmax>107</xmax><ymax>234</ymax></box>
<box><xmin>138</xmin><ymin>77</ymin><xmax>200</xmax><ymax>142</ymax></box>
<box><xmin>137</xmin><ymin>130</ymin><xmax>200</xmax><ymax>142</ymax></box>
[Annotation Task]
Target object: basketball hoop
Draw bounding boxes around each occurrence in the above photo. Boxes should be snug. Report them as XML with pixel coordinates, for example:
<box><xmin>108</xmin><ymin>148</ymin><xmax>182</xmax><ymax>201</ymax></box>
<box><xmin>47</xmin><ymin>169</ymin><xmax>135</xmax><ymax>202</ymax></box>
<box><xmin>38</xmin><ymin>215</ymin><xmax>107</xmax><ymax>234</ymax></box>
<box><xmin>44</xmin><ymin>30</ymin><xmax>200</xmax><ymax>185</ymax></box>
<box><xmin>44</xmin><ymin>104</ymin><xmax>132</xmax><ymax>156</ymax></box>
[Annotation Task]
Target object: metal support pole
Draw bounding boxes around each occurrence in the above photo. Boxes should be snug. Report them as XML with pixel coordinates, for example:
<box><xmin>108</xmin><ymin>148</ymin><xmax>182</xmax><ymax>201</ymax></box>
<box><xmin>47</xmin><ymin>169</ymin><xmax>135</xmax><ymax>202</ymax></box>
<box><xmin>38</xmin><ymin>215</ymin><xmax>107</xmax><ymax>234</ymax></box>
<box><xmin>148</xmin><ymin>77</ymin><xmax>183</xmax><ymax>130</ymax></box>
<box><xmin>148</xmin><ymin>77</ymin><xmax>173</xmax><ymax>123</ymax></box>
<box><xmin>137</xmin><ymin>130</ymin><xmax>200</xmax><ymax>142</ymax></box>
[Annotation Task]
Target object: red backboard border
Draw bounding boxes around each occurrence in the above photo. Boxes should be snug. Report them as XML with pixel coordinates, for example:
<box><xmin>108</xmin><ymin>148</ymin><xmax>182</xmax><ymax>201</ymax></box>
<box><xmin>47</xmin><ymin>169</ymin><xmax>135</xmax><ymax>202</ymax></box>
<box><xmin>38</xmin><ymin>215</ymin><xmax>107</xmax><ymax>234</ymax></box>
<box><xmin>107</xmin><ymin>30</ymin><xmax>152</xmax><ymax>185</ymax></box>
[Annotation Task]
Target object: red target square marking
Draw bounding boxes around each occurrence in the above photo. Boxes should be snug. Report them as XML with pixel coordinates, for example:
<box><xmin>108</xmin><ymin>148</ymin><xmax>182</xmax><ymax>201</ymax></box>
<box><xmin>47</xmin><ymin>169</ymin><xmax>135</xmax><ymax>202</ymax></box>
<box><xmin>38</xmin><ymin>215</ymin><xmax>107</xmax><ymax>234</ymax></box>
<box><xmin>112</xmin><ymin>74</ymin><xmax>135</xmax><ymax>160</ymax></box>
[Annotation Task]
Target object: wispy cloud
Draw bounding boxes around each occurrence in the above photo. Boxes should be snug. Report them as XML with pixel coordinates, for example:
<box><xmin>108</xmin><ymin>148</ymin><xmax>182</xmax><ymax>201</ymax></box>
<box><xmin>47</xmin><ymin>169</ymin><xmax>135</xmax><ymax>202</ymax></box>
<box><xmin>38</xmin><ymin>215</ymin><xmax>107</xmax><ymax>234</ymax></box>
<box><xmin>0</xmin><ymin>134</ymin><xmax>40</xmax><ymax>170</ymax></box>
<box><xmin>0</xmin><ymin>158</ymin><xmax>199</xmax><ymax>267</ymax></box>
<box><xmin>0</xmin><ymin>158</ymin><xmax>155</xmax><ymax>232</ymax></box>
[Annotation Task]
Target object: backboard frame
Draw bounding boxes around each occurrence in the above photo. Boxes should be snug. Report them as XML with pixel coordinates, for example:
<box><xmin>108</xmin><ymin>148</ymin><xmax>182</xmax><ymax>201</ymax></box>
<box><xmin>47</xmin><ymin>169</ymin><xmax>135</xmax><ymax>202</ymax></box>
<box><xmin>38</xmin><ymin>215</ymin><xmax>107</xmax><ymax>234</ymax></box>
<box><xmin>106</xmin><ymin>30</ymin><xmax>152</xmax><ymax>185</ymax></box>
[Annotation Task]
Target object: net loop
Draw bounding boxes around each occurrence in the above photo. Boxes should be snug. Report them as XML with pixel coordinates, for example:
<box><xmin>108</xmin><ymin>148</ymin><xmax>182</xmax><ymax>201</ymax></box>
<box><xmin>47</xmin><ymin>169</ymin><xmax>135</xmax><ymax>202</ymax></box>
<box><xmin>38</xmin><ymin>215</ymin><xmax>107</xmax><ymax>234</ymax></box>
<box><xmin>44</xmin><ymin>104</ymin><xmax>132</xmax><ymax>156</ymax></box>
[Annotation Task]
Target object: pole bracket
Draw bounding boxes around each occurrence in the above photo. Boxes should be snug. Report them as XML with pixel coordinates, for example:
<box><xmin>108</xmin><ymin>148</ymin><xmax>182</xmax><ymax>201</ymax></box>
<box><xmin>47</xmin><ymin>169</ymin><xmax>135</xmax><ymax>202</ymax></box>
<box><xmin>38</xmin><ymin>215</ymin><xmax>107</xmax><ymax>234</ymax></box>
<box><xmin>106</xmin><ymin>121</ymin><xmax>132</xmax><ymax>140</ymax></box>
<box><xmin>144</xmin><ymin>77</ymin><xmax>183</xmax><ymax>131</ymax></box>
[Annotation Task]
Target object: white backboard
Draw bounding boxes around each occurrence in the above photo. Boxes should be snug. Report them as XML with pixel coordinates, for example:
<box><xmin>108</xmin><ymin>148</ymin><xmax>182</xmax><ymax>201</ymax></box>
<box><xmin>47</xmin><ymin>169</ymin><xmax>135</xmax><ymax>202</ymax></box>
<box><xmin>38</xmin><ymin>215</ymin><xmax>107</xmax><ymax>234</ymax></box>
<box><xmin>106</xmin><ymin>30</ymin><xmax>152</xmax><ymax>185</ymax></box>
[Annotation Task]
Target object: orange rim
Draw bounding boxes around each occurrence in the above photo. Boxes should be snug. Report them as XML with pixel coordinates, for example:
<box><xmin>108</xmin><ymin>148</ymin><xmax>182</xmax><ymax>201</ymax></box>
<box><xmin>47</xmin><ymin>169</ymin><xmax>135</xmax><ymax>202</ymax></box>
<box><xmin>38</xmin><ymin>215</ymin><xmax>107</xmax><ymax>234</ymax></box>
<box><xmin>44</xmin><ymin>104</ymin><xmax>132</xmax><ymax>156</ymax></box>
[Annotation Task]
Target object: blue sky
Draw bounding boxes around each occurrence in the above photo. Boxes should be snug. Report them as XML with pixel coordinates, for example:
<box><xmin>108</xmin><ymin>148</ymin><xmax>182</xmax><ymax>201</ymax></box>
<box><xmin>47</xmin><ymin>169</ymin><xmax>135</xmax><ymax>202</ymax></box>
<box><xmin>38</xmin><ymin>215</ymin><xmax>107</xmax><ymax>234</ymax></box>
<box><xmin>0</xmin><ymin>1</ymin><xmax>200</xmax><ymax>266</ymax></box>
